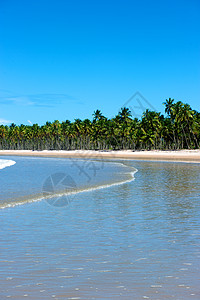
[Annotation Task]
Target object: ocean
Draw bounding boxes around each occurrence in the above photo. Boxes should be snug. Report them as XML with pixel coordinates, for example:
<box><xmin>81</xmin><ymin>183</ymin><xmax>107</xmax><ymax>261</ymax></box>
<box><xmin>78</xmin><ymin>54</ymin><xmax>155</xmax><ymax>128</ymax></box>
<box><xmin>0</xmin><ymin>156</ymin><xmax>200</xmax><ymax>299</ymax></box>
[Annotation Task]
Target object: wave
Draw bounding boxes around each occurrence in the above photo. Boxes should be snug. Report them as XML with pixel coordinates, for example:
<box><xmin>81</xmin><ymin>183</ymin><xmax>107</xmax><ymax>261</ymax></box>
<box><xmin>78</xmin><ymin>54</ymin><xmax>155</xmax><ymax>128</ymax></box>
<box><xmin>0</xmin><ymin>159</ymin><xmax>16</xmax><ymax>170</ymax></box>
<box><xmin>0</xmin><ymin>162</ymin><xmax>138</xmax><ymax>209</ymax></box>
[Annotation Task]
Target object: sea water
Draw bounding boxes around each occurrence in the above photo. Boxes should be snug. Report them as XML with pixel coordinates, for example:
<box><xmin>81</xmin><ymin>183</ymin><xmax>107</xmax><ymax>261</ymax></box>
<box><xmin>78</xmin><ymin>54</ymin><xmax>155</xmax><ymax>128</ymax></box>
<box><xmin>0</xmin><ymin>156</ymin><xmax>200</xmax><ymax>299</ymax></box>
<box><xmin>0</xmin><ymin>156</ymin><xmax>136</xmax><ymax>209</ymax></box>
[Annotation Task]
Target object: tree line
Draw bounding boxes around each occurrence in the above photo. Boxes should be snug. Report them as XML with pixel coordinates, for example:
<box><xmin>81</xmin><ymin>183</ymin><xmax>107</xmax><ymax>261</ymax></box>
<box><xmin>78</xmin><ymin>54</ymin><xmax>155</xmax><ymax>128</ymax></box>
<box><xmin>0</xmin><ymin>98</ymin><xmax>199</xmax><ymax>151</ymax></box>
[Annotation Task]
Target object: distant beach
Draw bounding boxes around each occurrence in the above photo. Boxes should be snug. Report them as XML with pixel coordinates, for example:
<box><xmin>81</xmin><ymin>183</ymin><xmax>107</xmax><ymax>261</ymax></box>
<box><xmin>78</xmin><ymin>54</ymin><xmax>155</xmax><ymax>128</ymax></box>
<box><xmin>0</xmin><ymin>149</ymin><xmax>200</xmax><ymax>163</ymax></box>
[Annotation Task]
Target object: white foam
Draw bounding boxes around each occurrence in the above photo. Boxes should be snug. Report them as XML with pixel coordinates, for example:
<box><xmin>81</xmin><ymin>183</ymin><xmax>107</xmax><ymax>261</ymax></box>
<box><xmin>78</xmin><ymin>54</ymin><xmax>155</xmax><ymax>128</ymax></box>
<box><xmin>0</xmin><ymin>159</ymin><xmax>16</xmax><ymax>170</ymax></box>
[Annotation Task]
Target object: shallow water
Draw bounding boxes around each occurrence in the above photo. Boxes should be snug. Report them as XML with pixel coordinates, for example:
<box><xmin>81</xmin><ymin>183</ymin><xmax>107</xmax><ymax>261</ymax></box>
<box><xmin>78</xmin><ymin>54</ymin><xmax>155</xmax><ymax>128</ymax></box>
<box><xmin>0</xmin><ymin>156</ymin><xmax>135</xmax><ymax>209</ymax></box>
<box><xmin>0</xmin><ymin>157</ymin><xmax>200</xmax><ymax>299</ymax></box>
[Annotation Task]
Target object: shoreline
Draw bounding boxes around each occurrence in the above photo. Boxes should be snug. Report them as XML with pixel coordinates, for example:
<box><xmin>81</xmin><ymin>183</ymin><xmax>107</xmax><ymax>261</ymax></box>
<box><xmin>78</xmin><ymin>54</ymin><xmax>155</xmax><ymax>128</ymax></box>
<box><xmin>0</xmin><ymin>149</ymin><xmax>200</xmax><ymax>163</ymax></box>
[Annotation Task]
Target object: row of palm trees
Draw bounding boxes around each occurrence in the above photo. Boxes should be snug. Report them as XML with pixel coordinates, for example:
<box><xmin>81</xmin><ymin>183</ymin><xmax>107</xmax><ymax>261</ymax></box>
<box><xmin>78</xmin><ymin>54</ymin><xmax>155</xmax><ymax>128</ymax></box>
<box><xmin>0</xmin><ymin>98</ymin><xmax>199</xmax><ymax>150</ymax></box>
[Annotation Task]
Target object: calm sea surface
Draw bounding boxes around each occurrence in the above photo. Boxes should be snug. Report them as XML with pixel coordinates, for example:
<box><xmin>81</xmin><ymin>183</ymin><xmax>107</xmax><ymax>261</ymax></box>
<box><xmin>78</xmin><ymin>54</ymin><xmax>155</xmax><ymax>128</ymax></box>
<box><xmin>0</xmin><ymin>156</ymin><xmax>200</xmax><ymax>299</ymax></box>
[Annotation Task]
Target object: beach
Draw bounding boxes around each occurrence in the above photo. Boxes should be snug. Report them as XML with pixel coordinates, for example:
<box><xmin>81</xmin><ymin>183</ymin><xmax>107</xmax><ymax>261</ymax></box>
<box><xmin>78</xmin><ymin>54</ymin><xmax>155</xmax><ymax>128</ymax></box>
<box><xmin>0</xmin><ymin>149</ymin><xmax>200</xmax><ymax>163</ymax></box>
<box><xmin>1</xmin><ymin>0</ymin><xmax>199</xmax><ymax>298</ymax></box>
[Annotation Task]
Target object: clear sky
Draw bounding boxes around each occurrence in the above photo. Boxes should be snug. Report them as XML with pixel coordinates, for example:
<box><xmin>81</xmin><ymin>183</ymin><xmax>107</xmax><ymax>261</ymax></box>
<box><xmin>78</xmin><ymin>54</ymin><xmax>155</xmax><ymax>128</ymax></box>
<box><xmin>0</xmin><ymin>0</ymin><xmax>199</xmax><ymax>125</ymax></box>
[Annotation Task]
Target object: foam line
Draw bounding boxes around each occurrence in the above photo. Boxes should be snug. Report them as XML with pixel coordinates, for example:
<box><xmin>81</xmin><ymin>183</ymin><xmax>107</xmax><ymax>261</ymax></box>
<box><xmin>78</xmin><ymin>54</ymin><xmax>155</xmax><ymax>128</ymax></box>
<box><xmin>0</xmin><ymin>161</ymin><xmax>138</xmax><ymax>209</ymax></box>
<box><xmin>0</xmin><ymin>159</ymin><xmax>16</xmax><ymax>170</ymax></box>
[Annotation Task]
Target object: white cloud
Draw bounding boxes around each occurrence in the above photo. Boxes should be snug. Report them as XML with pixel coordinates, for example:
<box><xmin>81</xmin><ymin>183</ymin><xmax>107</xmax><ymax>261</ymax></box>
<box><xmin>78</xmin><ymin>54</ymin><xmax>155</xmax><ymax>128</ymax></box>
<box><xmin>0</xmin><ymin>90</ymin><xmax>83</xmax><ymax>107</ymax></box>
<box><xmin>6</xmin><ymin>96</ymin><xmax>35</xmax><ymax>106</ymax></box>
<box><xmin>0</xmin><ymin>118</ymin><xmax>13</xmax><ymax>125</ymax></box>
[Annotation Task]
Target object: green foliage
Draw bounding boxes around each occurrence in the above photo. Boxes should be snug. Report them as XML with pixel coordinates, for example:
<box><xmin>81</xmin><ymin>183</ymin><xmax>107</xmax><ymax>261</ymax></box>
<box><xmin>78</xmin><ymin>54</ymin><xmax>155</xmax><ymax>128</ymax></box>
<box><xmin>0</xmin><ymin>99</ymin><xmax>199</xmax><ymax>150</ymax></box>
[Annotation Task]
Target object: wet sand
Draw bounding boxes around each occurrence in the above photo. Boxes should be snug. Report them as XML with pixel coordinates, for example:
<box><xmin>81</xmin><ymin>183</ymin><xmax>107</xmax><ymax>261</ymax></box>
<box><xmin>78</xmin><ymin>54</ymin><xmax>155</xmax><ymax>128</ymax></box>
<box><xmin>0</xmin><ymin>149</ymin><xmax>200</xmax><ymax>163</ymax></box>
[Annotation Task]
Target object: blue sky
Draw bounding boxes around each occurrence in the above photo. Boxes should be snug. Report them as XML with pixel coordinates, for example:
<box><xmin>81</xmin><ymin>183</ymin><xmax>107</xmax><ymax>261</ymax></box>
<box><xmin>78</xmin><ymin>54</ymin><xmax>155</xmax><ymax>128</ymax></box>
<box><xmin>0</xmin><ymin>0</ymin><xmax>199</xmax><ymax>125</ymax></box>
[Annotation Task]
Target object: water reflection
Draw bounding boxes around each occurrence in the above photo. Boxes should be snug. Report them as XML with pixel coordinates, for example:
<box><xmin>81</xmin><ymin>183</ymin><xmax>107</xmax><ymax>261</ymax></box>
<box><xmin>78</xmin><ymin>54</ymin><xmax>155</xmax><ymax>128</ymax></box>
<box><xmin>0</xmin><ymin>160</ymin><xmax>199</xmax><ymax>299</ymax></box>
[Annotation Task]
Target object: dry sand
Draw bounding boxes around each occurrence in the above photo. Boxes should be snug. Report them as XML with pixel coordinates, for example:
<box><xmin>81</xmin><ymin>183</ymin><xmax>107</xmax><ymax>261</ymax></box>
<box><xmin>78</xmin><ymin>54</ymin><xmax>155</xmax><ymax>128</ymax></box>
<box><xmin>0</xmin><ymin>149</ymin><xmax>200</xmax><ymax>163</ymax></box>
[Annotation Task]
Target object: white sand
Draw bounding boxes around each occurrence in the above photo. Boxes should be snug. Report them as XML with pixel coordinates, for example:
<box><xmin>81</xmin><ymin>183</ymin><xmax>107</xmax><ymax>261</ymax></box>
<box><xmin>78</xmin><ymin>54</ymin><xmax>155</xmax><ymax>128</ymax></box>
<box><xmin>0</xmin><ymin>149</ymin><xmax>200</xmax><ymax>163</ymax></box>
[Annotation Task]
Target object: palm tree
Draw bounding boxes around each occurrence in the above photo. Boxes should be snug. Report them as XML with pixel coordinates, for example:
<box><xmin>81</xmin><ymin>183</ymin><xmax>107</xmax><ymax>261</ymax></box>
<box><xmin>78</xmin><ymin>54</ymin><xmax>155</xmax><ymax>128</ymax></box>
<box><xmin>140</xmin><ymin>109</ymin><xmax>162</xmax><ymax>149</ymax></box>
<box><xmin>163</xmin><ymin>98</ymin><xmax>174</xmax><ymax>119</ymax></box>
<box><xmin>0</xmin><ymin>99</ymin><xmax>200</xmax><ymax>150</ymax></box>
<box><xmin>93</xmin><ymin>110</ymin><xmax>103</xmax><ymax>122</ymax></box>
<box><xmin>118</xmin><ymin>107</ymin><xmax>132</xmax><ymax>123</ymax></box>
